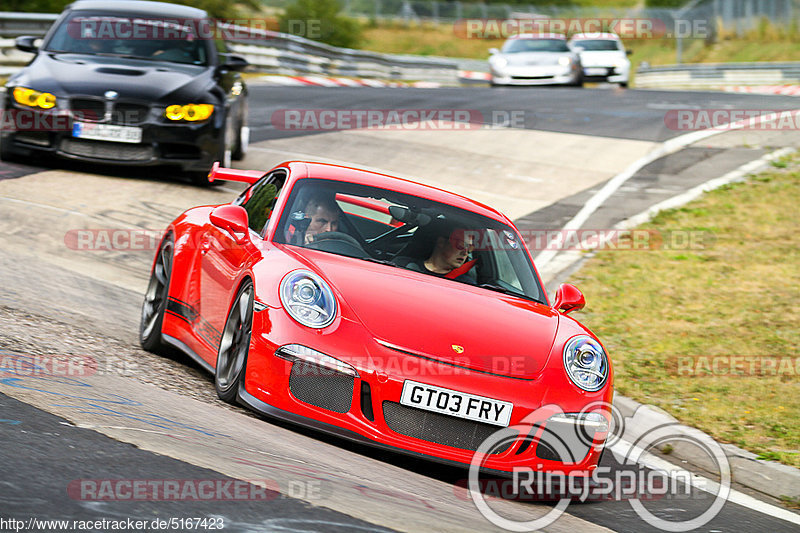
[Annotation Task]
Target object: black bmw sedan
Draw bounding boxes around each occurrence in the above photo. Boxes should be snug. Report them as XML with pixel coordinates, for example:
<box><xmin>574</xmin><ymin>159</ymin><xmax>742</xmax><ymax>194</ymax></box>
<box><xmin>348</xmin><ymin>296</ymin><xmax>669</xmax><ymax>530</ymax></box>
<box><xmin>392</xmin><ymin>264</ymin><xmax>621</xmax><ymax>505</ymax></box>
<box><xmin>1</xmin><ymin>0</ymin><xmax>249</xmax><ymax>185</ymax></box>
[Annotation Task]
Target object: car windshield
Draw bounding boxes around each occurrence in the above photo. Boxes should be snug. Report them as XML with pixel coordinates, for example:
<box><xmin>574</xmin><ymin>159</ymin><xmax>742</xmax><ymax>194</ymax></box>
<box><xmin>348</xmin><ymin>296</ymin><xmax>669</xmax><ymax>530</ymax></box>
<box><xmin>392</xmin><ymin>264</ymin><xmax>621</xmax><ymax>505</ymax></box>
<box><xmin>274</xmin><ymin>178</ymin><xmax>546</xmax><ymax>304</ymax></box>
<box><xmin>502</xmin><ymin>38</ymin><xmax>569</xmax><ymax>53</ymax></box>
<box><xmin>44</xmin><ymin>11</ymin><xmax>209</xmax><ymax>65</ymax></box>
<box><xmin>572</xmin><ymin>39</ymin><xmax>622</xmax><ymax>51</ymax></box>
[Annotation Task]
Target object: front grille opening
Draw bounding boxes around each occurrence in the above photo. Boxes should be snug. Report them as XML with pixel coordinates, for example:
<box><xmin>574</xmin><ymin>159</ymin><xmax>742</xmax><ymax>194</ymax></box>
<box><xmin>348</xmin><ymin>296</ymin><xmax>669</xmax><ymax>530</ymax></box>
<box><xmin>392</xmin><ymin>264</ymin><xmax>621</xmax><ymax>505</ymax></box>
<box><xmin>515</xmin><ymin>423</ymin><xmax>541</xmax><ymax>455</ymax></box>
<box><xmin>160</xmin><ymin>143</ymin><xmax>202</xmax><ymax>159</ymax></box>
<box><xmin>15</xmin><ymin>132</ymin><xmax>51</xmax><ymax>147</ymax></box>
<box><xmin>360</xmin><ymin>381</ymin><xmax>374</xmax><ymax>421</ymax></box>
<box><xmin>382</xmin><ymin>401</ymin><xmax>512</xmax><ymax>453</ymax></box>
<box><xmin>59</xmin><ymin>139</ymin><xmax>153</xmax><ymax>161</ymax></box>
<box><xmin>288</xmin><ymin>361</ymin><xmax>354</xmax><ymax>413</ymax></box>
<box><xmin>534</xmin><ymin>421</ymin><xmax>593</xmax><ymax>463</ymax></box>
<box><xmin>71</xmin><ymin>98</ymin><xmax>104</xmax><ymax>122</ymax></box>
<box><xmin>112</xmin><ymin>103</ymin><xmax>149</xmax><ymax>125</ymax></box>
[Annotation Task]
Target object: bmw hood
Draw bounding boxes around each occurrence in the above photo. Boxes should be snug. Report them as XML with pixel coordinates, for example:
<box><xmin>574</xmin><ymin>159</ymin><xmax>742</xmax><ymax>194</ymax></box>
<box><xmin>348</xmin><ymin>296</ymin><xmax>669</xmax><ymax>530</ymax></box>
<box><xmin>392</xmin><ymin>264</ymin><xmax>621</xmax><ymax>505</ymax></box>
<box><xmin>12</xmin><ymin>52</ymin><xmax>215</xmax><ymax>102</ymax></box>
<box><xmin>304</xmin><ymin>251</ymin><xmax>559</xmax><ymax>379</ymax></box>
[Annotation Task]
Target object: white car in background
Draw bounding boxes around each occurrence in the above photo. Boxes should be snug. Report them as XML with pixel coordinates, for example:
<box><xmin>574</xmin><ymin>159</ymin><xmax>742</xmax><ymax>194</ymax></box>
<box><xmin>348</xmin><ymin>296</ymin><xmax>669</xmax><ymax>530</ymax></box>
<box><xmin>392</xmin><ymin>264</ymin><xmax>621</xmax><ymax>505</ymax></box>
<box><xmin>569</xmin><ymin>33</ymin><xmax>631</xmax><ymax>87</ymax></box>
<box><xmin>489</xmin><ymin>33</ymin><xmax>582</xmax><ymax>87</ymax></box>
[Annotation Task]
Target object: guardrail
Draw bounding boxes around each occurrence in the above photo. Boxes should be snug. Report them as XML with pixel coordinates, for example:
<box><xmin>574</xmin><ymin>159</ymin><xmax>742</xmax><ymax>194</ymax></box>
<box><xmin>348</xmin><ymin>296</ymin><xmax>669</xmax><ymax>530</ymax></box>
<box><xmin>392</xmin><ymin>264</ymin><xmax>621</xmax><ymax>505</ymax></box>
<box><xmin>0</xmin><ymin>12</ymin><xmax>460</xmax><ymax>82</ymax></box>
<box><xmin>635</xmin><ymin>62</ymin><xmax>800</xmax><ymax>90</ymax></box>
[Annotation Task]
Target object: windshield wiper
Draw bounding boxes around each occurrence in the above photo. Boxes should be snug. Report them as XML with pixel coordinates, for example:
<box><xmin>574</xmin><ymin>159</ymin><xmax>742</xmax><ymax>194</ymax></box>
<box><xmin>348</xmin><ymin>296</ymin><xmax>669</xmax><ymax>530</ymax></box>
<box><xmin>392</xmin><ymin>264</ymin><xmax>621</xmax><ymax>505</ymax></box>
<box><xmin>361</xmin><ymin>257</ymin><xmax>401</xmax><ymax>268</ymax></box>
<box><xmin>479</xmin><ymin>283</ymin><xmax>534</xmax><ymax>301</ymax></box>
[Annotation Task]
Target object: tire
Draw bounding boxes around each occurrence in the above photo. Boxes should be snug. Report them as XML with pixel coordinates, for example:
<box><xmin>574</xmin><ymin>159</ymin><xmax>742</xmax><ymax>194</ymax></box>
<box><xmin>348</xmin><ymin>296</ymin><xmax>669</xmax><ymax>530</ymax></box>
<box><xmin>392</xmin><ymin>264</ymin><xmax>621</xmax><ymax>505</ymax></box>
<box><xmin>140</xmin><ymin>234</ymin><xmax>174</xmax><ymax>354</ymax></box>
<box><xmin>215</xmin><ymin>279</ymin><xmax>254</xmax><ymax>404</ymax></box>
<box><xmin>0</xmin><ymin>135</ymin><xmax>21</xmax><ymax>163</ymax></box>
<box><xmin>619</xmin><ymin>81</ymin><xmax>628</xmax><ymax>88</ymax></box>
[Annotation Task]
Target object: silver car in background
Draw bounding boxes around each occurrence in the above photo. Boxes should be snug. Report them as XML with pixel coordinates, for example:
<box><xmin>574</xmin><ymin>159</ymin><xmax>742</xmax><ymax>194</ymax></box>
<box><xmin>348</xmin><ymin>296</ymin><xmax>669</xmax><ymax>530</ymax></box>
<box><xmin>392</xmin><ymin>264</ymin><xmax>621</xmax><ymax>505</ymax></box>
<box><xmin>489</xmin><ymin>33</ymin><xmax>582</xmax><ymax>87</ymax></box>
<box><xmin>569</xmin><ymin>33</ymin><xmax>632</xmax><ymax>87</ymax></box>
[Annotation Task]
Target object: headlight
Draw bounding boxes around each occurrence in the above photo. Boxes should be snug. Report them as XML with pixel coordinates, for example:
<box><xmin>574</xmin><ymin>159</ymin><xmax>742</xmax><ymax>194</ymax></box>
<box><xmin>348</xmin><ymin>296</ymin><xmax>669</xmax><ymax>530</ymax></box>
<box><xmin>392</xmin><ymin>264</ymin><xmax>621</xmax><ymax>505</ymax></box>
<box><xmin>563</xmin><ymin>336</ymin><xmax>608</xmax><ymax>391</ymax></box>
<box><xmin>491</xmin><ymin>56</ymin><xmax>508</xmax><ymax>69</ymax></box>
<box><xmin>558</xmin><ymin>56</ymin><xmax>573</xmax><ymax>66</ymax></box>
<box><xmin>13</xmin><ymin>87</ymin><xmax>56</xmax><ymax>109</ymax></box>
<box><xmin>164</xmin><ymin>103</ymin><xmax>214</xmax><ymax>121</ymax></box>
<box><xmin>279</xmin><ymin>270</ymin><xmax>337</xmax><ymax>328</ymax></box>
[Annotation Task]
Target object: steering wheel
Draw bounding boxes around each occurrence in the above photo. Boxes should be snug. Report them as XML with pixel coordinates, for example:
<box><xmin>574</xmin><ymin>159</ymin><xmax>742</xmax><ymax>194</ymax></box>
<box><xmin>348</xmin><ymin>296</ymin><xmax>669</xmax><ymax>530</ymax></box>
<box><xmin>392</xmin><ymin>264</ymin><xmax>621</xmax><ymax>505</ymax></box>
<box><xmin>306</xmin><ymin>231</ymin><xmax>368</xmax><ymax>258</ymax></box>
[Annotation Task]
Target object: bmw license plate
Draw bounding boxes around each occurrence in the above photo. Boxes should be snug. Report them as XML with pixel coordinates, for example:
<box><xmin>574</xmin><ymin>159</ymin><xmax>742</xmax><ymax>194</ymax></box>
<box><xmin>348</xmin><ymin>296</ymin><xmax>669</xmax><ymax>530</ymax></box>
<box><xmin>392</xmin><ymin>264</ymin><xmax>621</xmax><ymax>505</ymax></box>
<box><xmin>72</xmin><ymin>122</ymin><xmax>142</xmax><ymax>144</ymax></box>
<box><xmin>400</xmin><ymin>380</ymin><xmax>512</xmax><ymax>427</ymax></box>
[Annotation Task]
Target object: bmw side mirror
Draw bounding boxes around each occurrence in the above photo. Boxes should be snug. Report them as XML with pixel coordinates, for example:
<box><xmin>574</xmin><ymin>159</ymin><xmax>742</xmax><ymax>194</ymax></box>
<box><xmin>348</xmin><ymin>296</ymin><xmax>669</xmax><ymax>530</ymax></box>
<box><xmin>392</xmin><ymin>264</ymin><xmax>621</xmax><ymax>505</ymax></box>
<box><xmin>15</xmin><ymin>36</ymin><xmax>39</xmax><ymax>54</ymax></box>
<box><xmin>218</xmin><ymin>54</ymin><xmax>249</xmax><ymax>72</ymax></box>
<box><xmin>210</xmin><ymin>205</ymin><xmax>250</xmax><ymax>244</ymax></box>
<box><xmin>489</xmin><ymin>48</ymin><xmax>499</xmax><ymax>55</ymax></box>
<box><xmin>552</xmin><ymin>283</ymin><xmax>585</xmax><ymax>314</ymax></box>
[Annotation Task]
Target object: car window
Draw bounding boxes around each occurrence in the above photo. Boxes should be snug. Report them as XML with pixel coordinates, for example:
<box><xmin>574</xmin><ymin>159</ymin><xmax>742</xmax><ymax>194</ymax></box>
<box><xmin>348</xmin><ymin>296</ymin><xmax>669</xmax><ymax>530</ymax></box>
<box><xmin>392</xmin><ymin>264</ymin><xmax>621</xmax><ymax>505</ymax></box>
<box><xmin>236</xmin><ymin>169</ymin><xmax>287</xmax><ymax>236</ymax></box>
<box><xmin>274</xmin><ymin>178</ymin><xmax>545</xmax><ymax>303</ymax></box>
<box><xmin>572</xmin><ymin>39</ymin><xmax>622</xmax><ymax>51</ymax></box>
<box><xmin>44</xmin><ymin>11</ymin><xmax>209</xmax><ymax>65</ymax></box>
<box><xmin>502</xmin><ymin>39</ymin><xmax>569</xmax><ymax>53</ymax></box>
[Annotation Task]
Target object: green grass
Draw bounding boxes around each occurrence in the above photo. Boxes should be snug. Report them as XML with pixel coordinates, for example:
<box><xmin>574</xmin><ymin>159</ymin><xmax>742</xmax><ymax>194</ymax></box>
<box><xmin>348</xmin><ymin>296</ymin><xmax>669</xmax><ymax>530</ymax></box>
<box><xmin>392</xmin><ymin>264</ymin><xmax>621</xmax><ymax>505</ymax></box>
<box><xmin>361</xmin><ymin>19</ymin><xmax>800</xmax><ymax>76</ymax></box>
<box><xmin>568</xmin><ymin>153</ymin><xmax>800</xmax><ymax>468</ymax></box>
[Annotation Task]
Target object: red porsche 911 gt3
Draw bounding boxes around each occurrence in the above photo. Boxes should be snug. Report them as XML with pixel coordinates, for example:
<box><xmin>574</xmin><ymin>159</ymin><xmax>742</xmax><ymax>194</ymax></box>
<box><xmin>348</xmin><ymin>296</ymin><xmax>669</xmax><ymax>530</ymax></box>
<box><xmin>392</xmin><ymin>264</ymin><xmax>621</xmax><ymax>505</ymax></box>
<box><xmin>140</xmin><ymin>161</ymin><xmax>613</xmax><ymax>475</ymax></box>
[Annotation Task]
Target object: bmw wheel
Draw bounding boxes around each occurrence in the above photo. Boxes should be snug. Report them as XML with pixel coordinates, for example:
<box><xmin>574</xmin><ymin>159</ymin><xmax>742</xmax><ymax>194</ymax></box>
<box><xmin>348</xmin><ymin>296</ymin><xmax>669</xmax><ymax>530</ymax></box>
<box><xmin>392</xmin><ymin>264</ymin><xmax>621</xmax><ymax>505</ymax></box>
<box><xmin>140</xmin><ymin>234</ymin><xmax>173</xmax><ymax>353</ymax></box>
<box><xmin>215</xmin><ymin>279</ymin><xmax>254</xmax><ymax>403</ymax></box>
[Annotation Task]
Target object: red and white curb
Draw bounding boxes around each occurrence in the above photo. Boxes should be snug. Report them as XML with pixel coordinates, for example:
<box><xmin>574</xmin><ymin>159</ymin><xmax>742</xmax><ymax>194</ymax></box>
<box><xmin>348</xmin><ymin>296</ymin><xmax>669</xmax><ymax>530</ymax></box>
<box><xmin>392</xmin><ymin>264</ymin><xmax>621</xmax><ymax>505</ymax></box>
<box><xmin>723</xmin><ymin>85</ymin><xmax>800</xmax><ymax>96</ymax></box>
<box><xmin>259</xmin><ymin>75</ymin><xmax>444</xmax><ymax>88</ymax></box>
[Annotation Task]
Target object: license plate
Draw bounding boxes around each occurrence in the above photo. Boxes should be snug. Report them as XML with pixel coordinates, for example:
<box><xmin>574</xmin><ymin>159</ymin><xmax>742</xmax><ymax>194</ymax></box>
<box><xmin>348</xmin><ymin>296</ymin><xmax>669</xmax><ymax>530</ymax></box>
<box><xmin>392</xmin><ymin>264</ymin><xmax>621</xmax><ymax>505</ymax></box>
<box><xmin>400</xmin><ymin>380</ymin><xmax>513</xmax><ymax>427</ymax></box>
<box><xmin>585</xmin><ymin>67</ymin><xmax>608</xmax><ymax>76</ymax></box>
<box><xmin>72</xmin><ymin>122</ymin><xmax>142</xmax><ymax>144</ymax></box>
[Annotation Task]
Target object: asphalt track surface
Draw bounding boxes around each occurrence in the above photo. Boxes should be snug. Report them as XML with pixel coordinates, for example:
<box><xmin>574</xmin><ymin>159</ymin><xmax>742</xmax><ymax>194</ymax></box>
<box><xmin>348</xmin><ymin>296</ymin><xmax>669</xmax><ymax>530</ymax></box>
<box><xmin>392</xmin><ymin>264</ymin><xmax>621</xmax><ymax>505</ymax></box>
<box><xmin>1</xmin><ymin>85</ymin><xmax>799</xmax><ymax>533</ymax></box>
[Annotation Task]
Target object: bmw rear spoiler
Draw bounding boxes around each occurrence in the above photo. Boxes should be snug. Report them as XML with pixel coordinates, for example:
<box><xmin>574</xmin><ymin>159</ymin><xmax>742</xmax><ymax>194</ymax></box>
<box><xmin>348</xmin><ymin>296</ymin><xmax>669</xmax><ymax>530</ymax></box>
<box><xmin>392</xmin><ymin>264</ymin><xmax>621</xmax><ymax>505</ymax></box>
<box><xmin>207</xmin><ymin>162</ymin><xmax>267</xmax><ymax>185</ymax></box>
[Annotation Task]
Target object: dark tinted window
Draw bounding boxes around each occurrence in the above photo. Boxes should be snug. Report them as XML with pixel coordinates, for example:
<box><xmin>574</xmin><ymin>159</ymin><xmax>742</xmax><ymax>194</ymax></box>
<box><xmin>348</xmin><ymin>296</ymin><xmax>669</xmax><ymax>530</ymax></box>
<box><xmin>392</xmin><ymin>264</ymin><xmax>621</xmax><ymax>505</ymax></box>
<box><xmin>502</xmin><ymin>38</ymin><xmax>569</xmax><ymax>53</ymax></box>
<box><xmin>45</xmin><ymin>12</ymin><xmax>209</xmax><ymax>65</ymax></box>
<box><xmin>236</xmin><ymin>169</ymin><xmax>287</xmax><ymax>236</ymax></box>
<box><xmin>572</xmin><ymin>39</ymin><xmax>622</xmax><ymax>51</ymax></box>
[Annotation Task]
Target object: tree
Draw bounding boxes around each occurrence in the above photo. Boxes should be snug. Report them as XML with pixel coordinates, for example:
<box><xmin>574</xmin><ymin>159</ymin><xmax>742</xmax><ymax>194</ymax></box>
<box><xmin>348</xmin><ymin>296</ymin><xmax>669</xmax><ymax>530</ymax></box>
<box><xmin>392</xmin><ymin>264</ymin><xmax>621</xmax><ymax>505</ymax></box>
<box><xmin>279</xmin><ymin>0</ymin><xmax>363</xmax><ymax>49</ymax></box>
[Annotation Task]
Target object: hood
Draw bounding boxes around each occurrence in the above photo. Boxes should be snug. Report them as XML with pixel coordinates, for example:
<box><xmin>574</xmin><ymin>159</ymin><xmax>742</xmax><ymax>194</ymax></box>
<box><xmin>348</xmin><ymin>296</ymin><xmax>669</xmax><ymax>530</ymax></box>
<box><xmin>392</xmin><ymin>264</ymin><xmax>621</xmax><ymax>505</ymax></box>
<box><xmin>300</xmin><ymin>250</ymin><xmax>559</xmax><ymax>379</ymax></box>
<box><xmin>13</xmin><ymin>52</ymin><xmax>215</xmax><ymax>102</ymax></box>
<box><xmin>577</xmin><ymin>50</ymin><xmax>628</xmax><ymax>67</ymax></box>
<box><xmin>501</xmin><ymin>51</ymin><xmax>573</xmax><ymax>66</ymax></box>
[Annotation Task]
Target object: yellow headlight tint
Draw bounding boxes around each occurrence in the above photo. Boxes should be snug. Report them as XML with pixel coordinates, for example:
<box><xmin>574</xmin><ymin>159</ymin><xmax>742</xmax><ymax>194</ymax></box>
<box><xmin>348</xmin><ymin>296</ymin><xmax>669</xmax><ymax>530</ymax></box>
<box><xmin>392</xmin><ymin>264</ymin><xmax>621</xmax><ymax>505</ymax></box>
<box><xmin>13</xmin><ymin>87</ymin><xmax>57</xmax><ymax>109</ymax></box>
<box><xmin>164</xmin><ymin>104</ymin><xmax>214</xmax><ymax>122</ymax></box>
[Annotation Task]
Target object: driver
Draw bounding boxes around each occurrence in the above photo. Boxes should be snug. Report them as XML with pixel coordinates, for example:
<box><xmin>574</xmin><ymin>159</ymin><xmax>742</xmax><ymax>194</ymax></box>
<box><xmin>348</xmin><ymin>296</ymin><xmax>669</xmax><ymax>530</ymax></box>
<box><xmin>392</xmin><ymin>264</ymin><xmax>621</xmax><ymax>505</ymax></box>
<box><xmin>301</xmin><ymin>193</ymin><xmax>340</xmax><ymax>244</ymax></box>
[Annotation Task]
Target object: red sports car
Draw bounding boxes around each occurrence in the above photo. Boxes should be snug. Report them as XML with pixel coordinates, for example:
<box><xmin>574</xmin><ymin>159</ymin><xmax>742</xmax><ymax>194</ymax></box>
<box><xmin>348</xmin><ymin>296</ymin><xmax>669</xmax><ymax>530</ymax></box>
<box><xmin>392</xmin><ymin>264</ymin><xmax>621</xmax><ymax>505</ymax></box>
<box><xmin>140</xmin><ymin>161</ymin><xmax>613</xmax><ymax>475</ymax></box>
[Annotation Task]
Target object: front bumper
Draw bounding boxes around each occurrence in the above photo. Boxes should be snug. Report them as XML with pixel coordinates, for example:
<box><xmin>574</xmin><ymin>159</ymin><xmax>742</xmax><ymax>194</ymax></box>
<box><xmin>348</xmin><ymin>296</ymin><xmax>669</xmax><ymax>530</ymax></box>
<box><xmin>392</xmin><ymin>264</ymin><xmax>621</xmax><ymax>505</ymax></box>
<box><xmin>491</xmin><ymin>64</ymin><xmax>580</xmax><ymax>86</ymax></box>
<box><xmin>243</xmin><ymin>307</ymin><xmax>612</xmax><ymax>474</ymax></box>
<box><xmin>581</xmin><ymin>65</ymin><xmax>630</xmax><ymax>84</ymax></box>
<box><xmin>0</xmin><ymin>102</ymin><xmax>220</xmax><ymax>171</ymax></box>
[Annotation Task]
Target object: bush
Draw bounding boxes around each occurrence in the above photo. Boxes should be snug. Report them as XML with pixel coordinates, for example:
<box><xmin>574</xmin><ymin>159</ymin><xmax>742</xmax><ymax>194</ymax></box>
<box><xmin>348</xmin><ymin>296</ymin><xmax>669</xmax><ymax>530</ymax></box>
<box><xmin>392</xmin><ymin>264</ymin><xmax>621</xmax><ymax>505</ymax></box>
<box><xmin>280</xmin><ymin>0</ymin><xmax>363</xmax><ymax>49</ymax></box>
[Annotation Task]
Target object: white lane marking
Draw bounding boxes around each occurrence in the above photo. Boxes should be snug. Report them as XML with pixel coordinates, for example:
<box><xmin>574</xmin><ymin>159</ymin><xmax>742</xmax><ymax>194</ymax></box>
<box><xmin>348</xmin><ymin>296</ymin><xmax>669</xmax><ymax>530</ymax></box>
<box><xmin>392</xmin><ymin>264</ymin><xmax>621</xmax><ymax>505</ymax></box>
<box><xmin>0</xmin><ymin>196</ymin><xmax>90</xmax><ymax>217</ymax></box>
<box><xmin>609</xmin><ymin>439</ymin><xmax>800</xmax><ymax>526</ymax></box>
<box><xmin>533</xmin><ymin>109</ymin><xmax>800</xmax><ymax>269</ymax></box>
<box><xmin>618</xmin><ymin>147</ymin><xmax>794</xmax><ymax>229</ymax></box>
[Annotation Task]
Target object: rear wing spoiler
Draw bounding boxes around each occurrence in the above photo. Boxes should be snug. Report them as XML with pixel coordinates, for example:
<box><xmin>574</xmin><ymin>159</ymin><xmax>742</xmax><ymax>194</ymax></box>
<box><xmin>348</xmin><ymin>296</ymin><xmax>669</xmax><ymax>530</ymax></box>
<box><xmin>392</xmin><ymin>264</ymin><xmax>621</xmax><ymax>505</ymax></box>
<box><xmin>207</xmin><ymin>162</ymin><xmax>267</xmax><ymax>185</ymax></box>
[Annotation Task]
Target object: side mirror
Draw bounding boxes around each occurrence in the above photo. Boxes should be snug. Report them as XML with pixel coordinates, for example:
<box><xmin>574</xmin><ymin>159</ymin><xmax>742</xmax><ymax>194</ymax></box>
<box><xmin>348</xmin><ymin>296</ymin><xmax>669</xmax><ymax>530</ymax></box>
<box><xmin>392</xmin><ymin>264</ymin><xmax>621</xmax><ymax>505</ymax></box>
<box><xmin>15</xmin><ymin>36</ymin><xmax>39</xmax><ymax>54</ymax></box>
<box><xmin>552</xmin><ymin>283</ymin><xmax>585</xmax><ymax>314</ymax></box>
<box><xmin>626</xmin><ymin>49</ymin><xmax>633</xmax><ymax>56</ymax></box>
<box><xmin>210</xmin><ymin>205</ymin><xmax>249</xmax><ymax>244</ymax></box>
<box><xmin>489</xmin><ymin>48</ymin><xmax>500</xmax><ymax>55</ymax></box>
<box><xmin>218</xmin><ymin>54</ymin><xmax>249</xmax><ymax>72</ymax></box>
